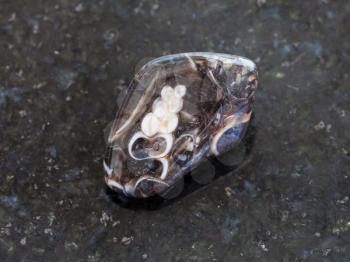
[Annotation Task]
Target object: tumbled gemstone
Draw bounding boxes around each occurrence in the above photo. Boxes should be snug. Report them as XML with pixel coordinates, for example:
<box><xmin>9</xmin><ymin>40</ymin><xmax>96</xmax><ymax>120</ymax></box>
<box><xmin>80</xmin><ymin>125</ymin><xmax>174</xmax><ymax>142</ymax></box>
<box><xmin>104</xmin><ymin>52</ymin><xmax>258</xmax><ymax>198</ymax></box>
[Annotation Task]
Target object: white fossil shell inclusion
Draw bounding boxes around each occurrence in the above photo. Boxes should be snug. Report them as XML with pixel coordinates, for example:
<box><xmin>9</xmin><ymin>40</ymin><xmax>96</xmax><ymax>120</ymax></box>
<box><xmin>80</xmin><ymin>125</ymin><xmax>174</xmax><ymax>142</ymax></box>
<box><xmin>167</xmin><ymin>97</ymin><xmax>183</xmax><ymax>113</ymax></box>
<box><xmin>159</xmin><ymin>112</ymin><xmax>178</xmax><ymax>134</ymax></box>
<box><xmin>141</xmin><ymin>85</ymin><xmax>185</xmax><ymax>137</ymax></box>
<box><xmin>128</xmin><ymin>131</ymin><xmax>174</xmax><ymax>160</ymax></box>
<box><xmin>174</xmin><ymin>84</ymin><xmax>186</xmax><ymax>98</ymax></box>
<box><xmin>126</xmin><ymin>84</ymin><xmax>185</xmax><ymax>195</ymax></box>
<box><xmin>141</xmin><ymin>113</ymin><xmax>160</xmax><ymax>137</ymax></box>
<box><xmin>152</xmin><ymin>99</ymin><xmax>168</xmax><ymax>118</ymax></box>
<box><xmin>104</xmin><ymin>52</ymin><xmax>258</xmax><ymax>198</ymax></box>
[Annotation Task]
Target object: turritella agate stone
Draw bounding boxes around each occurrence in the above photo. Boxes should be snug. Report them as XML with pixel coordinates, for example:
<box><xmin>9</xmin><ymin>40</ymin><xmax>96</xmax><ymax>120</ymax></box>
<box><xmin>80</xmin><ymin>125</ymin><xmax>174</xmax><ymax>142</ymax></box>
<box><xmin>104</xmin><ymin>52</ymin><xmax>258</xmax><ymax>198</ymax></box>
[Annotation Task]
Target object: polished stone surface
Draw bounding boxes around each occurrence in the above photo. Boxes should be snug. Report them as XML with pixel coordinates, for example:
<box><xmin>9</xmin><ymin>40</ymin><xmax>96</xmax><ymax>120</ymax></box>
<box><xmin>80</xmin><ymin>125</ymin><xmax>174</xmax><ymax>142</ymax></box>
<box><xmin>105</xmin><ymin>53</ymin><xmax>258</xmax><ymax>198</ymax></box>
<box><xmin>1</xmin><ymin>0</ymin><xmax>349</xmax><ymax>261</ymax></box>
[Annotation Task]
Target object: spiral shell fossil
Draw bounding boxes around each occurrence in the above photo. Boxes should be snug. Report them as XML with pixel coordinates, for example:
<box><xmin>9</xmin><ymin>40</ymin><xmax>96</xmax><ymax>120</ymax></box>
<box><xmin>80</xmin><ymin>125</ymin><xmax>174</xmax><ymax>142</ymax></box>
<box><xmin>104</xmin><ymin>52</ymin><xmax>258</xmax><ymax>198</ymax></box>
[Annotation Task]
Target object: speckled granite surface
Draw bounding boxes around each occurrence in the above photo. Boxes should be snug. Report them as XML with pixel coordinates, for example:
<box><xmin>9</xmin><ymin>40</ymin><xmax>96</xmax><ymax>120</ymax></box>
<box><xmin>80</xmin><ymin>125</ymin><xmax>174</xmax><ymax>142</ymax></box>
<box><xmin>1</xmin><ymin>0</ymin><xmax>349</xmax><ymax>261</ymax></box>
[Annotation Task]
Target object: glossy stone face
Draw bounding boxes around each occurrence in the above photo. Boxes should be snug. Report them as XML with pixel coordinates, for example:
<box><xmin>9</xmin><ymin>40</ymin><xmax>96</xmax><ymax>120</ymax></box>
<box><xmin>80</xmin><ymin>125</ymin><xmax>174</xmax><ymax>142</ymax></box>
<box><xmin>104</xmin><ymin>52</ymin><xmax>258</xmax><ymax>198</ymax></box>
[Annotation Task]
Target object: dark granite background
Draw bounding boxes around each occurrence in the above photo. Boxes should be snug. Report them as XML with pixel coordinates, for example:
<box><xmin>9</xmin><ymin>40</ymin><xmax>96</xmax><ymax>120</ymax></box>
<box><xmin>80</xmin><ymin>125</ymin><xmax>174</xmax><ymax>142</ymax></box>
<box><xmin>1</xmin><ymin>0</ymin><xmax>350</xmax><ymax>261</ymax></box>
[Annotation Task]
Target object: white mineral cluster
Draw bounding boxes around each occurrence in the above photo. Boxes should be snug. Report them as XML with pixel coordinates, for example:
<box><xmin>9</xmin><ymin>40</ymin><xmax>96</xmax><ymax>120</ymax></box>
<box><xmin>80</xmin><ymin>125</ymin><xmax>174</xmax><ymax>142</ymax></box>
<box><xmin>141</xmin><ymin>84</ymin><xmax>186</xmax><ymax>137</ymax></box>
